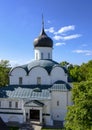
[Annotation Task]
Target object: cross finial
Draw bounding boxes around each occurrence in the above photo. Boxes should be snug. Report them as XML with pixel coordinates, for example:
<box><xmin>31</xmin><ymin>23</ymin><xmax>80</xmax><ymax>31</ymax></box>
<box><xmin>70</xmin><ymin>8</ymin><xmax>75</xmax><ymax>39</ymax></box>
<box><xmin>42</xmin><ymin>14</ymin><xmax>44</xmax><ymax>30</ymax></box>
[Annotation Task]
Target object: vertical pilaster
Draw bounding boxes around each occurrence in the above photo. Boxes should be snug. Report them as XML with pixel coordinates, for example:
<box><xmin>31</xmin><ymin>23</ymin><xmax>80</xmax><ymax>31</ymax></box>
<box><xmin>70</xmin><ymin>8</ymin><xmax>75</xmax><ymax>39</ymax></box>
<box><xmin>40</xmin><ymin>109</ymin><xmax>42</xmax><ymax>123</ymax></box>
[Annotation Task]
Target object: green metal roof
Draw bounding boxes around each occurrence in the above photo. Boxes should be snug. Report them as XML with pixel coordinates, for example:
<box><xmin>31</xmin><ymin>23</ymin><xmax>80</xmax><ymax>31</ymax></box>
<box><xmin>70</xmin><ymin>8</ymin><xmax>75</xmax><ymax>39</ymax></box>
<box><xmin>0</xmin><ymin>83</ymin><xmax>71</xmax><ymax>99</ymax></box>
<box><xmin>53</xmin><ymin>80</ymin><xmax>71</xmax><ymax>90</ymax></box>
<box><xmin>10</xmin><ymin>59</ymin><xmax>67</xmax><ymax>75</ymax></box>
<box><xmin>0</xmin><ymin>85</ymin><xmax>51</xmax><ymax>99</ymax></box>
<box><xmin>49</xmin><ymin>84</ymin><xmax>68</xmax><ymax>91</ymax></box>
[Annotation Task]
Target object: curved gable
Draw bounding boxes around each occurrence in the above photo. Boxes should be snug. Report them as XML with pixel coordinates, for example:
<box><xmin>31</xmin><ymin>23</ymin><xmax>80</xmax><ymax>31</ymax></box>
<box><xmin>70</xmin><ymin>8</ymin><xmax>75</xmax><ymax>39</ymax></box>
<box><xmin>51</xmin><ymin>66</ymin><xmax>65</xmax><ymax>75</ymax></box>
<box><xmin>28</xmin><ymin>66</ymin><xmax>49</xmax><ymax>76</ymax></box>
<box><xmin>28</xmin><ymin>65</ymin><xmax>51</xmax><ymax>75</ymax></box>
<box><xmin>51</xmin><ymin>66</ymin><xmax>67</xmax><ymax>83</ymax></box>
<box><xmin>10</xmin><ymin>67</ymin><xmax>27</xmax><ymax>76</ymax></box>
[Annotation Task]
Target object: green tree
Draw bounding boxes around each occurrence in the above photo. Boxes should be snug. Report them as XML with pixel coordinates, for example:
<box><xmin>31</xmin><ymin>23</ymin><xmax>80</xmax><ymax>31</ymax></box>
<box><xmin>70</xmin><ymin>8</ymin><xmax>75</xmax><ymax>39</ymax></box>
<box><xmin>0</xmin><ymin>60</ymin><xmax>11</xmax><ymax>86</ymax></box>
<box><xmin>60</xmin><ymin>61</ymin><xmax>69</xmax><ymax>67</ymax></box>
<box><xmin>60</xmin><ymin>60</ymin><xmax>92</xmax><ymax>82</ymax></box>
<box><xmin>65</xmin><ymin>81</ymin><xmax>92</xmax><ymax>130</ymax></box>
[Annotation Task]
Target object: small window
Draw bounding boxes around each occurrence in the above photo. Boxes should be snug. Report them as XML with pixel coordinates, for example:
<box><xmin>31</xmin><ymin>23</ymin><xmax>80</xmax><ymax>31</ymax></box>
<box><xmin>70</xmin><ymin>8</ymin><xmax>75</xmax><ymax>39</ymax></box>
<box><xmin>19</xmin><ymin>77</ymin><xmax>22</xmax><ymax>85</ymax></box>
<box><xmin>0</xmin><ymin>101</ymin><xmax>1</xmax><ymax>108</ymax></box>
<box><xmin>48</xmin><ymin>53</ymin><xmax>50</xmax><ymax>59</ymax></box>
<box><xmin>37</xmin><ymin>77</ymin><xmax>41</xmax><ymax>85</ymax></box>
<box><xmin>41</xmin><ymin>53</ymin><xmax>43</xmax><ymax>59</ymax></box>
<box><xmin>57</xmin><ymin>101</ymin><xmax>59</xmax><ymax>106</ymax></box>
<box><xmin>15</xmin><ymin>102</ymin><xmax>18</xmax><ymax>108</ymax></box>
<box><xmin>57</xmin><ymin>115</ymin><xmax>59</xmax><ymax>118</ymax></box>
<box><xmin>9</xmin><ymin>101</ymin><xmax>12</xmax><ymax>108</ymax></box>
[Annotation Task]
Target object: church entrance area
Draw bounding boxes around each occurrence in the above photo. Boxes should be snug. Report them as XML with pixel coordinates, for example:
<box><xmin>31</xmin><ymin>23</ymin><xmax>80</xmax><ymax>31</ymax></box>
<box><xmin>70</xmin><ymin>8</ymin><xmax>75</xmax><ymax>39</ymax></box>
<box><xmin>30</xmin><ymin>109</ymin><xmax>40</xmax><ymax>121</ymax></box>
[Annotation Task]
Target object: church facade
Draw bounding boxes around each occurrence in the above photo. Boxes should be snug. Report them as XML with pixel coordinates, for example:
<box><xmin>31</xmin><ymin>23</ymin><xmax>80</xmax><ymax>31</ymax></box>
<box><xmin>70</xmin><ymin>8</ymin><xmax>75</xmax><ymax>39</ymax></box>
<box><xmin>0</xmin><ymin>22</ymin><xmax>72</xmax><ymax>125</ymax></box>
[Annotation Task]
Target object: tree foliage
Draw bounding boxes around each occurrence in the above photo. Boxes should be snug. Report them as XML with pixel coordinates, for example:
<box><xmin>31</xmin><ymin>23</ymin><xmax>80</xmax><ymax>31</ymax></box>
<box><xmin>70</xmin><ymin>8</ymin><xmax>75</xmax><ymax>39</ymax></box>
<box><xmin>60</xmin><ymin>60</ymin><xmax>92</xmax><ymax>82</ymax></box>
<box><xmin>60</xmin><ymin>60</ymin><xmax>92</xmax><ymax>129</ymax></box>
<box><xmin>65</xmin><ymin>81</ymin><xmax>92</xmax><ymax>130</ymax></box>
<box><xmin>0</xmin><ymin>60</ymin><xmax>11</xmax><ymax>86</ymax></box>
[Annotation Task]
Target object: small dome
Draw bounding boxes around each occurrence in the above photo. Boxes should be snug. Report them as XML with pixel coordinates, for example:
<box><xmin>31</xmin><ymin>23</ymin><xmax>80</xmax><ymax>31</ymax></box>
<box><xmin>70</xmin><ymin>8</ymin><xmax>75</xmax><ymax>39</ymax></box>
<box><xmin>34</xmin><ymin>28</ymin><xmax>53</xmax><ymax>48</ymax></box>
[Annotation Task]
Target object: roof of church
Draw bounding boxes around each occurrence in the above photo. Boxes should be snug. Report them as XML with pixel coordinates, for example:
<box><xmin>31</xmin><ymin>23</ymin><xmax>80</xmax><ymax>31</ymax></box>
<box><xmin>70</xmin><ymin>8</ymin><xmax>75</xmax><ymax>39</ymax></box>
<box><xmin>0</xmin><ymin>85</ymin><xmax>51</xmax><ymax>99</ymax></box>
<box><xmin>52</xmin><ymin>80</ymin><xmax>71</xmax><ymax>90</ymax></box>
<box><xmin>10</xmin><ymin>59</ymin><xmax>67</xmax><ymax>75</ymax></box>
<box><xmin>34</xmin><ymin>28</ymin><xmax>53</xmax><ymax>48</ymax></box>
<box><xmin>0</xmin><ymin>82</ymin><xmax>71</xmax><ymax>99</ymax></box>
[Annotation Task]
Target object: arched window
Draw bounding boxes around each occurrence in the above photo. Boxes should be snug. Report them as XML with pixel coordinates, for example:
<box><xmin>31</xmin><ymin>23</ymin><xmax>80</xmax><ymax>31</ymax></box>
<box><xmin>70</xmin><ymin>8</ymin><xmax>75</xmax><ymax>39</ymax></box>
<box><xmin>37</xmin><ymin>77</ymin><xmax>41</xmax><ymax>85</ymax></box>
<box><xmin>0</xmin><ymin>101</ymin><xmax>1</xmax><ymax>108</ymax></box>
<box><xmin>48</xmin><ymin>53</ymin><xmax>50</xmax><ymax>59</ymax></box>
<box><xmin>57</xmin><ymin>101</ymin><xmax>59</xmax><ymax>106</ymax></box>
<box><xmin>9</xmin><ymin>101</ymin><xmax>12</xmax><ymax>108</ymax></box>
<box><xmin>15</xmin><ymin>102</ymin><xmax>18</xmax><ymax>108</ymax></box>
<box><xmin>19</xmin><ymin>77</ymin><xmax>23</xmax><ymax>85</ymax></box>
<box><xmin>41</xmin><ymin>52</ymin><xmax>43</xmax><ymax>59</ymax></box>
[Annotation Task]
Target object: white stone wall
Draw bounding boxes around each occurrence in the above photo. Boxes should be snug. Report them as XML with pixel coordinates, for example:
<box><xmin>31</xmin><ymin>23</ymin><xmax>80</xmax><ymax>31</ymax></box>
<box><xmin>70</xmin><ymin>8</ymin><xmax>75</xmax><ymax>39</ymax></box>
<box><xmin>28</xmin><ymin>67</ymin><xmax>51</xmax><ymax>85</ymax></box>
<box><xmin>10</xmin><ymin>67</ymin><xmax>51</xmax><ymax>85</ymax></box>
<box><xmin>51</xmin><ymin>67</ymin><xmax>67</xmax><ymax>83</ymax></box>
<box><xmin>0</xmin><ymin>114</ymin><xmax>24</xmax><ymax>123</ymax></box>
<box><xmin>0</xmin><ymin>99</ymin><xmax>23</xmax><ymax>109</ymax></box>
<box><xmin>34</xmin><ymin>47</ymin><xmax>52</xmax><ymax>60</ymax></box>
<box><xmin>42</xmin><ymin>100</ymin><xmax>53</xmax><ymax>125</ymax></box>
<box><xmin>10</xmin><ymin>66</ymin><xmax>67</xmax><ymax>85</ymax></box>
<box><xmin>10</xmin><ymin>68</ymin><xmax>27</xmax><ymax>85</ymax></box>
<box><xmin>51</xmin><ymin>91</ymin><xmax>68</xmax><ymax>121</ymax></box>
<box><xmin>0</xmin><ymin>99</ymin><xmax>24</xmax><ymax>123</ymax></box>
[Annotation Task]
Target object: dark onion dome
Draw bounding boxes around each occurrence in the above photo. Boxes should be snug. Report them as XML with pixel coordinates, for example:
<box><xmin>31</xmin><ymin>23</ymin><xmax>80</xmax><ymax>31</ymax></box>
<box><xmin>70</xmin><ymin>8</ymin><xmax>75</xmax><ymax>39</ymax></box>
<box><xmin>34</xmin><ymin>28</ymin><xmax>53</xmax><ymax>48</ymax></box>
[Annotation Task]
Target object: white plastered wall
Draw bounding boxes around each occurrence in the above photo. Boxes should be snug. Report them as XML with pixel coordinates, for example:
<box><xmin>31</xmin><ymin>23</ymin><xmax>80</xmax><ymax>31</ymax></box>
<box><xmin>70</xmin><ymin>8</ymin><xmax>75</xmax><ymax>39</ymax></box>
<box><xmin>0</xmin><ymin>114</ymin><xmax>24</xmax><ymax>123</ymax></box>
<box><xmin>51</xmin><ymin>91</ymin><xmax>68</xmax><ymax>121</ymax></box>
<box><xmin>34</xmin><ymin>47</ymin><xmax>52</xmax><ymax>60</ymax></box>
<box><xmin>0</xmin><ymin>99</ymin><xmax>24</xmax><ymax>123</ymax></box>
<box><xmin>9</xmin><ymin>66</ymin><xmax>68</xmax><ymax>85</ymax></box>
<box><xmin>10</xmin><ymin>68</ymin><xmax>27</xmax><ymax>85</ymax></box>
<box><xmin>0</xmin><ymin>99</ymin><xmax>23</xmax><ymax>109</ymax></box>
<box><xmin>28</xmin><ymin>67</ymin><xmax>51</xmax><ymax>85</ymax></box>
<box><xmin>42</xmin><ymin>100</ymin><xmax>53</xmax><ymax>125</ymax></box>
<box><xmin>51</xmin><ymin>67</ymin><xmax>67</xmax><ymax>84</ymax></box>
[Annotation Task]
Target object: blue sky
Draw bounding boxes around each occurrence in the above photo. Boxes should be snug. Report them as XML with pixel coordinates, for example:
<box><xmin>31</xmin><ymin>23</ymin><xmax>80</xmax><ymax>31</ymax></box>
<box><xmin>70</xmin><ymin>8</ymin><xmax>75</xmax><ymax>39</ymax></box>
<box><xmin>0</xmin><ymin>0</ymin><xmax>92</xmax><ymax>66</ymax></box>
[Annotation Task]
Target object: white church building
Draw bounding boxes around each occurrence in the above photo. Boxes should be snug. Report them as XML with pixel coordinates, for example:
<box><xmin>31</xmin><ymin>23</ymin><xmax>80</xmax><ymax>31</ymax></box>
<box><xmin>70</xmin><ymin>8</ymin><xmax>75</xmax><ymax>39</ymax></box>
<box><xmin>0</xmin><ymin>21</ymin><xmax>72</xmax><ymax>126</ymax></box>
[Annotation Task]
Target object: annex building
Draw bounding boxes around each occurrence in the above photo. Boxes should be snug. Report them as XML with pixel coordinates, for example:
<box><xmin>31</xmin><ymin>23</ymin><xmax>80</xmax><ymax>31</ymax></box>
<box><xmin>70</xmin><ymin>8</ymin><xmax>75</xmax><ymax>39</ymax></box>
<box><xmin>0</xmin><ymin>21</ymin><xmax>72</xmax><ymax>126</ymax></box>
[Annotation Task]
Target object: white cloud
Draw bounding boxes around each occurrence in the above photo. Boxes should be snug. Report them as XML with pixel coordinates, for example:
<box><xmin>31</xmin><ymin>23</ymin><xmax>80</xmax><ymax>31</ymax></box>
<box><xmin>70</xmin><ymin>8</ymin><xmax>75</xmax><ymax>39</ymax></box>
<box><xmin>45</xmin><ymin>25</ymin><xmax>75</xmax><ymax>34</ymax></box>
<box><xmin>45</xmin><ymin>27</ymin><xmax>55</xmax><ymax>33</ymax></box>
<box><xmin>54</xmin><ymin>25</ymin><xmax>75</xmax><ymax>34</ymax></box>
<box><xmin>73</xmin><ymin>49</ymin><xmax>92</xmax><ymax>56</ymax></box>
<box><xmin>45</xmin><ymin>25</ymin><xmax>82</xmax><ymax>42</ymax></box>
<box><xmin>63</xmin><ymin>34</ymin><xmax>81</xmax><ymax>40</ymax></box>
<box><xmin>53</xmin><ymin>34</ymin><xmax>81</xmax><ymax>41</ymax></box>
<box><xmin>53</xmin><ymin>35</ymin><xmax>63</xmax><ymax>40</ymax></box>
<box><xmin>55</xmin><ymin>42</ymin><xmax>66</xmax><ymax>46</ymax></box>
